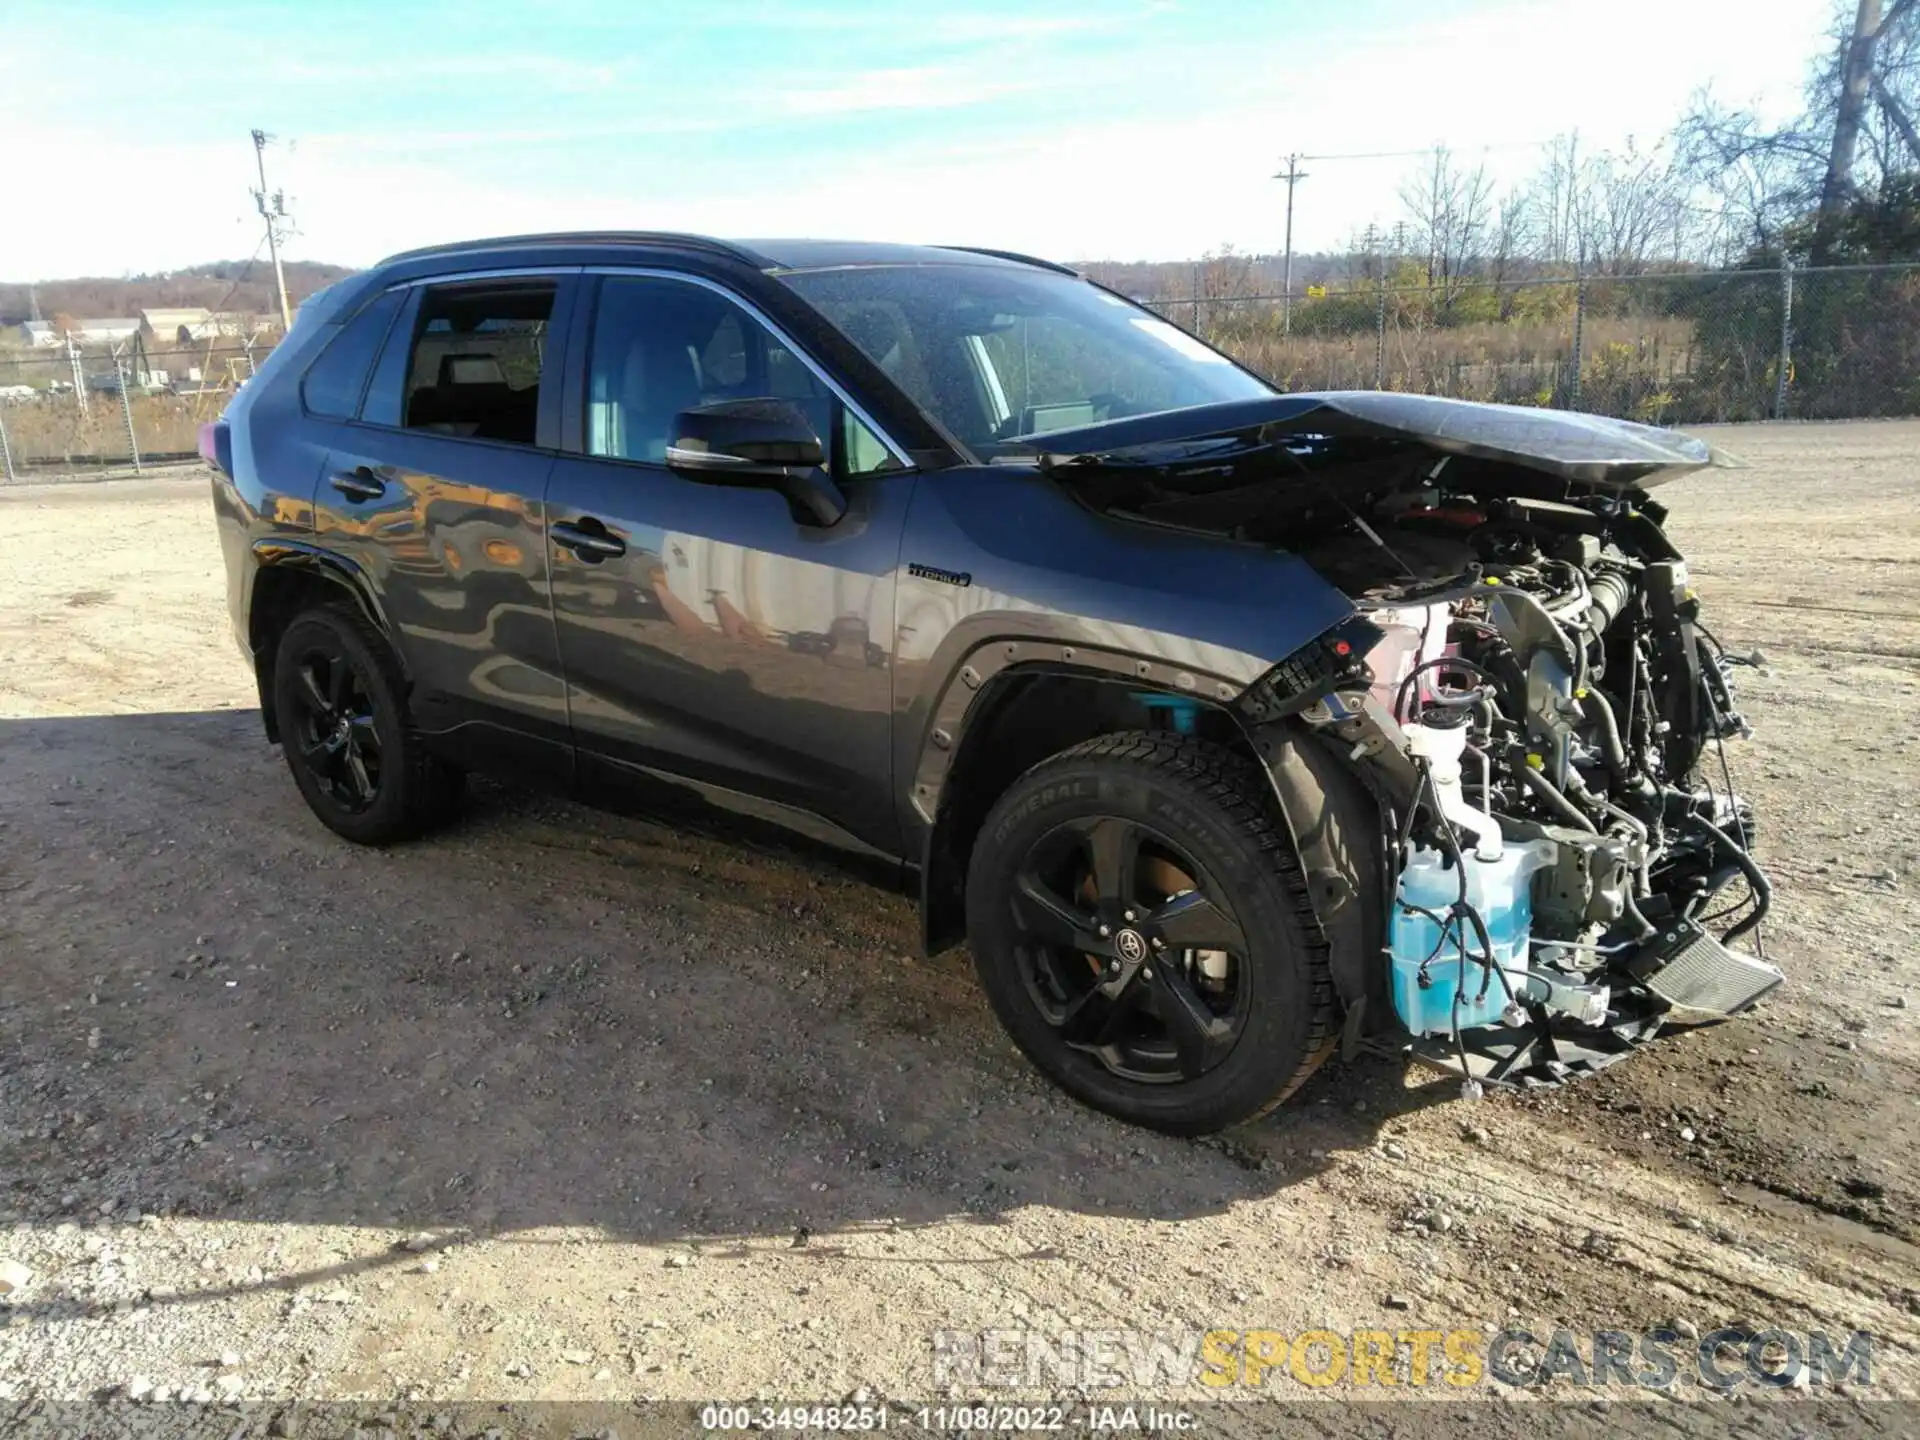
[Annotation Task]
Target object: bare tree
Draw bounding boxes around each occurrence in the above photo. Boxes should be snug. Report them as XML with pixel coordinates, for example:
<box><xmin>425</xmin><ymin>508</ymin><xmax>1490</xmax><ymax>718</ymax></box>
<box><xmin>1196</xmin><ymin>246</ymin><xmax>1257</xmax><ymax>330</ymax></box>
<box><xmin>1534</xmin><ymin>133</ymin><xmax>1588</xmax><ymax>267</ymax></box>
<box><xmin>1399</xmin><ymin>147</ymin><xmax>1496</xmax><ymax>310</ymax></box>
<box><xmin>1675</xmin><ymin>99</ymin><xmax>1825</xmax><ymax>260</ymax></box>
<box><xmin>1487</xmin><ymin>191</ymin><xmax>1533</xmax><ymax>317</ymax></box>
<box><xmin>1584</xmin><ymin>139</ymin><xmax>1693</xmax><ymax>274</ymax></box>
<box><xmin>1678</xmin><ymin>0</ymin><xmax>1920</xmax><ymax>262</ymax></box>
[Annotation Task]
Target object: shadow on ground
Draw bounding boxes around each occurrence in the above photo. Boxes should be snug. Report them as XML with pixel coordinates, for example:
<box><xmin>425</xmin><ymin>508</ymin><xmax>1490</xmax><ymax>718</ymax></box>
<box><xmin>0</xmin><ymin>709</ymin><xmax>1458</xmax><ymax>1323</ymax></box>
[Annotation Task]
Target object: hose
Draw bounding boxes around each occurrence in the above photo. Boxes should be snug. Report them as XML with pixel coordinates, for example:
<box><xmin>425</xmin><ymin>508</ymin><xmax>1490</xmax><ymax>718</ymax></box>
<box><xmin>1512</xmin><ymin>755</ymin><xmax>1598</xmax><ymax>833</ymax></box>
<box><xmin>1395</xmin><ymin>655</ymin><xmax>1498</xmax><ymax>725</ymax></box>
<box><xmin>1423</xmin><ymin>775</ymin><xmax>1517</xmax><ymax>1009</ymax></box>
<box><xmin>1565</xmin><ymin>771</ymin><xmax>1653</xmax><ymax>896</ymax></box>
<box><xmin>1620</xmin><ymin>889</ymin><xmax>1658</xmax><ymax>941</ymax></box>
<box><xmin>1579</xmin><ymin>689</ymin><xmax>1632</xmax><ymax>789</ymax></box>
<box><xmin>1584</xmin><ymin>570</ymin><xmax>1634</xmax><ymax>636</ymax></box>
<box><xmin>1684</xmin><ymin>813</ymin><xmax>1772</xmax><ymax>944</ymax></box>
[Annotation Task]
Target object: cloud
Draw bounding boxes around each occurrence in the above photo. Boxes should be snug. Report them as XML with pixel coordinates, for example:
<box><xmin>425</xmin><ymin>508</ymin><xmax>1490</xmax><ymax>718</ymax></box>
<box><xmin>770</xmin><ymin>64</ymin><xmax>1040</xmax><ymax>118</ymax></box>
<box><xmin>272</xmin><ymin>54</ymin><xmax>626</xmax><ymax>88</ymax></box>
<box><xmin>0</xmin><ymin>0</ymin><xmax>1835</xmax><ymax>278</ymax></box>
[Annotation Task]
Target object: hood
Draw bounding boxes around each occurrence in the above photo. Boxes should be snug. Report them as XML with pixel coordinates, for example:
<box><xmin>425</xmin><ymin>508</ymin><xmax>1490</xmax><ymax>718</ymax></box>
<box><xmin>1018</xmin><ymin>391</ymin><xmax>1733</xmax><ymax>489</ymax></box>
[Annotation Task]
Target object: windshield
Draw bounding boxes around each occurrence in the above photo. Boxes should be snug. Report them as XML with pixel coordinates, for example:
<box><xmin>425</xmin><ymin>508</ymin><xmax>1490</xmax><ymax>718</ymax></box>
<box><xmin>778</xmin><ymin>264</ymin><xmax>1274</xmax><ymax>457</ymax></box>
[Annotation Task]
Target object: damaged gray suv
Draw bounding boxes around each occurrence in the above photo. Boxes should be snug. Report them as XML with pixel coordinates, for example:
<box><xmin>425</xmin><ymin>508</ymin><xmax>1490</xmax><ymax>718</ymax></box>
<box><xmin>207</xmin><ymin>233</ymin><xmax>1778</xmax><ymax>1133</ymax></box>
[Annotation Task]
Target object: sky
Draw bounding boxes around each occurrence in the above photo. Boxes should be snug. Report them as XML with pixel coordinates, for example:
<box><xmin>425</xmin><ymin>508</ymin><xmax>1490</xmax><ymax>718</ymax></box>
<box><xmin>1</xmin><ymin>0</ymin><xmax>1840</xmax><ymax>280</ymax></box>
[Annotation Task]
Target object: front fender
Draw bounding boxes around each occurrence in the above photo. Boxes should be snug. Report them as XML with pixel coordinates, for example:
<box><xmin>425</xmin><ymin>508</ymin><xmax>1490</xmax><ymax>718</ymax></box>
<box><xmin>891</xmin><ymin>465</ymin><xmax>1355</xmax><ymax>845</ymax></box>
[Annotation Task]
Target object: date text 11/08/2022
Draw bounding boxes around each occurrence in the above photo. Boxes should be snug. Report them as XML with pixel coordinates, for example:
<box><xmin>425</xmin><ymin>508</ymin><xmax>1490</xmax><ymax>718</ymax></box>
<box><xmin>699</xmin><ymin>1405</ymin><xmax>1198</xmax><ymax>1432</ymax></box>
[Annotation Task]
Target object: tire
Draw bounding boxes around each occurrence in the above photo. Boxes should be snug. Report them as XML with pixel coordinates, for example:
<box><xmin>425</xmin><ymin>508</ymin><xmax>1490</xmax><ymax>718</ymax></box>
<box><xmin>965</xmin><ymin>731</ymin><xmax>1336</xmax><ymax>1135</ymax></box>
<box><xmin>270</xmin><ymin>604</ymin><xmax>463</xmax><ymax>845</ymax></box>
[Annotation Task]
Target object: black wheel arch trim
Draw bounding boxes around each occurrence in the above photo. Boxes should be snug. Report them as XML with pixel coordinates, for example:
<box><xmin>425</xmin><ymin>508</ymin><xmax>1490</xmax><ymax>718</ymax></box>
<box><xmin>913</xmin><ymin>632</ymin><xmax>1379</xmax><ymax>1028</ymax></box>
<box><xmin>248</xmin><ymin>539</ymin><xmax>405</xmax><ymax>741</ymax></box>
<box><xmin>906</xmin><ymin>637</ymin><xmax>1251</xmax><ymax>835</ymax></box>
<box><xmin>911</xmin><ymin>638</ymin><xmax>1247</xmax><ymax>958</ymax></box>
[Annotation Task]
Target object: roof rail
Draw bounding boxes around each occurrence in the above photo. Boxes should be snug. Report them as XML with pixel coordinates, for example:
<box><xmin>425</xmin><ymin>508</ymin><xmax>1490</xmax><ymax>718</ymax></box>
<box><xmin>937</xmin><ymin>246</ymin><xmax>1079</xmax><ymax>276</ymax></box>
<box><xmin>375</xmin><ymin>232</ymin><xmax>764</xmax><ymax>267</ymax></box>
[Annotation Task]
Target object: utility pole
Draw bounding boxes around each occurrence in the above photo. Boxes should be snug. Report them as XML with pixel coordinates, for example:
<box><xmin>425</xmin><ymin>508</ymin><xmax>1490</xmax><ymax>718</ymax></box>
<box><xmin>1272</xmin><ymin>153</ymin><xmax>1308</xmax><ymax>336</ymax></box>
<box><xmin>252</xmin><ymin>128</ymin><xmax>294</xmax><ymax>333</ymax></box>
<box><xmin>66</xmin><ymin>331</ymin><xmax>87</xmax><ymax>414</ymax></box>
<box><xmin>1363</xmin><ymin>223</ymin><xmax>1386</xmax><ymax>390</ymax></box>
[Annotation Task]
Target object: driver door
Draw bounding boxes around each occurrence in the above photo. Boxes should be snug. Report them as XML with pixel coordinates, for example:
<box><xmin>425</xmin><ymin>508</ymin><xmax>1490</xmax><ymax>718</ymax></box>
<box><xmin>543</xmin><ymin>272</ymin><xmax>912</xmax><ymax>856</ymax></box>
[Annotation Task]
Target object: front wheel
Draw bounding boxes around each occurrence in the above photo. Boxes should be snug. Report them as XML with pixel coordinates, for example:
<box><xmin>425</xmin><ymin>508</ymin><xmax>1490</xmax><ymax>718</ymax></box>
<box><xmin>965</xmin><ymin>732</ymin><xmax>1336</xmax><ymax>1134</ymax></box>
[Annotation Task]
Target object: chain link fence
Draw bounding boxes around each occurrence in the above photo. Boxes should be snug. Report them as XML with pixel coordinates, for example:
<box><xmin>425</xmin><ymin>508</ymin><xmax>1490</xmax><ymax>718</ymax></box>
<box><xmin>0</xmin><ymin>339</ymin><xmax>270</xmax><ymax>482</ymax></box>
<box><xmin>4</xmin><ymin>262</ymin><xmax>1919</xmax><ymax>480</ymax></box>
<box><xmin>1133</xmin><ymin>261</ymin><xmax>1920</xmax><ymax>428</ymax></box>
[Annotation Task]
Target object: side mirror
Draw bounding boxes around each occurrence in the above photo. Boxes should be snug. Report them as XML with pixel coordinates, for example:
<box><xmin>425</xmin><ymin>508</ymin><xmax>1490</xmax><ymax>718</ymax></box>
<box><xmin>665</xmin><ymin>398</ymin><xmax>846</xmax><ymax>527</ymax></box>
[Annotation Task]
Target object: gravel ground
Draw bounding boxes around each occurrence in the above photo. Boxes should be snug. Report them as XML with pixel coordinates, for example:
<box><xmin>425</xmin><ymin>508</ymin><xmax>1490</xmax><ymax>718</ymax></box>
<box><xmin>1</xmin><ymin>422</ymin><xmax>1916</xmax><ymax>1433</ymax></box>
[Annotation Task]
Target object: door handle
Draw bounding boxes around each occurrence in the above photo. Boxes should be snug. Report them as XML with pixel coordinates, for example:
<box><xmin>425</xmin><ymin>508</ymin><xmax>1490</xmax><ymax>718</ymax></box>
<box><xmin>331</xmin><ymin>467</ymin><xmax>386</xmax><ymax>501</ymax></box>
<box><xmin>551</xmin><ymin>518</ymin><xmax>627</xmax><ymax>560</ymax></box>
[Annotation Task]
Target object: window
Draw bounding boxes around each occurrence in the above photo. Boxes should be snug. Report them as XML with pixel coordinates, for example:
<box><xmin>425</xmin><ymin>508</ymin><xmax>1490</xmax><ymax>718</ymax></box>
<box><xmin>399</xmin><ymin>282</ymin><xmax>555</xmax><ymax>446</ymax></box>
<box><xmin>779</xmin><ymin>265</ymin><xmax>1272</xmax><ymax>455</ymax></box>
<box><xmin>585</xmin><ymin>275</ymin><xmax>895</xmax><ymax>476</ymax></box>
<box><xmin>300</xmin><ymin>289</ymin><xmax>404</xmax><ymax>419</ymax></box>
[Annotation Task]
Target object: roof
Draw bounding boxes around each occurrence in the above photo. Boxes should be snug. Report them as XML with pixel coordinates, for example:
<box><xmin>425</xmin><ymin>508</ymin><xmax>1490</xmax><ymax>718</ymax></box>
<box><xmin>739</xmin><ymin>239</ymin><xmax>1074</xmax><ymax>274</ymax></box>
<box><xmin>142</xmin><ymin>307</ymin><xmax>212</xmax><ymax>325</ymax></box>
<box><xmin>374</xmin><ymin>232</ymin><xmax>1072</xmax><ymax>276</ymax></box>
<box><xmin>376</xmin><ymin>231</ymin><xmax>757</xmax><ymax>267</ymax></box>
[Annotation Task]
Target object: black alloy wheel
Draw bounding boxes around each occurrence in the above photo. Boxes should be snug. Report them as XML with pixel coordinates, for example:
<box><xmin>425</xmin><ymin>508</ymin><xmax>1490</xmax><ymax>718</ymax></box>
<box><xmin>285</xmin><ymin>643</ymin><xmax>384</xmax><ymax>814</ymax></box>
<box><xmin>965</xmin><ymin>731</ymin><xmax>1338</xmax><ymax>1135</ymax></box>
<box><xmin>270</xmin><ymin>605</ymin><xmax>463</xmax><ymax>845</ymax></box>
<box><xmin>1011</xmin><ymin>814</ymin><xmax>1252</xmax><ymax>1084</ymax></box>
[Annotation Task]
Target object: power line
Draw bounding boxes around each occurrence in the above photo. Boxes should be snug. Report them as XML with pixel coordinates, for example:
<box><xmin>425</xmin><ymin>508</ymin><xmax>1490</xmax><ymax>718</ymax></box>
<box><xmin>208</xmin><ymin>236</ymin><xmax>269</xmax><ymax>320</ymax></box>
<box><xmin>1300</xmin><ymin>140</ymin><xmax>1556</xmax><ymax>162</ymax></box>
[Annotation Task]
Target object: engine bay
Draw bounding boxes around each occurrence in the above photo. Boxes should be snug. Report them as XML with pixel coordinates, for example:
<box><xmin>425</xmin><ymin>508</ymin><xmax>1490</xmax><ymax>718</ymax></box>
<box><xmin>1341</xmin><ymin>482</ymin><xmax>1777</xmax><ymax>1079</ymax></box>
<box><xmin>1055</xmin><ymin>415</ymin><xmax>1781</xmax><ymax>1087</ymax></box>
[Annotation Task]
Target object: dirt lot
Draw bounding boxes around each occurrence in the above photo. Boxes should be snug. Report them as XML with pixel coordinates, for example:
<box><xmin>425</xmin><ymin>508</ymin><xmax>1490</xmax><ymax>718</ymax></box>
<box><xmin>1</xmin><ymin>423</ymin><xmax>1917</xmax><ymax>1432</ymax></box>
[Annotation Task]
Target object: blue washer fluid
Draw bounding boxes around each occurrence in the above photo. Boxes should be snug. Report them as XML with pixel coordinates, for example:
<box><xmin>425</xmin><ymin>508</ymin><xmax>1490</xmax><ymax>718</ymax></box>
<box><xmin>1134</xmin><ymin>693</ymin><xmax>1201</xmax><ymax>734</ymax></box>
<box><xmin>1389</xmin><ymin>842</ymin><xmax>1554</xmax><ymax>1037</ymax></box>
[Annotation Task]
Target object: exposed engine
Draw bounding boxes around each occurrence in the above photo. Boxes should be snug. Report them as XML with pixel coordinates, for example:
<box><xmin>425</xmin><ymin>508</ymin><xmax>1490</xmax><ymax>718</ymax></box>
<box><xmin>1044</xmin><ymin>393</ymin><xmax>1781</xmax><ymax>1088</ymax></box>
<box><xmin>1294</xmin><ymin>482</ymin><xmax>1781</xmax><ymax>1085</ymax></box>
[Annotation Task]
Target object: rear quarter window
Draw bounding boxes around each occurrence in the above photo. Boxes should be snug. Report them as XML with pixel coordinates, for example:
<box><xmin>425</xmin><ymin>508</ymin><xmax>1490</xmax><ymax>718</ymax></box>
<box><xmin>300</xmin><ymin>290</ymin><xmax>405</xmax><ymax>419</ymax></box>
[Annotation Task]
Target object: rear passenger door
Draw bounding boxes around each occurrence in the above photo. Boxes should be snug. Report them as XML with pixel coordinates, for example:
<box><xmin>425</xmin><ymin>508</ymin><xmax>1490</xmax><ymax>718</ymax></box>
<box><xmin>316</xmin><ymin>272</ymin><xmax>580</xmax><ymax>780</ymax></box>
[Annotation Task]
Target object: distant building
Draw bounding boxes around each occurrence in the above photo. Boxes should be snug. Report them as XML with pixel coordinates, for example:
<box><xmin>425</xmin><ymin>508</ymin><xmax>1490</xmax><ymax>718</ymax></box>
<box><xmin>18</xmin><ymin>321</ymin><xmax>58</xmax><ymax>348</ymax></box>
<box><xmin>74</xmin><ymin>318</ymin><xmax>141</xmax><ymax>344</ymax></box>
<box><xmin>141</xmin><ymin>307</ymin><xmax>219</xmax><ymax>343</ymax></box>
<box><xmin>185</xmin><ymin>311</ymin><xmax>268</xmax><ymax>339</ymax></box>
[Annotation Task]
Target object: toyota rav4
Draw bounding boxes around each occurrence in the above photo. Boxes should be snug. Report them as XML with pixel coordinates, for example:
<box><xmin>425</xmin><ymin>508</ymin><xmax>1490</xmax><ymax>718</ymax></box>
<box><xmin>207</xmin><ymin>233</ymin><xmax>1777</xmax><ymax>1134</ymax></box>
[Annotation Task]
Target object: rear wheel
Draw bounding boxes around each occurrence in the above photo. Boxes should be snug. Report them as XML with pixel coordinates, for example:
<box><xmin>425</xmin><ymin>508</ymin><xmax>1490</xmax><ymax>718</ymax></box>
<box><xmin>965</xmin><ymin>732</ymin><xmax>1335</xmax><ymax>1134</ymax></box>
<box><xmin>271</xmin><ymin>606</ymin><xmax>462</xmax><ymax>845</ymax></box>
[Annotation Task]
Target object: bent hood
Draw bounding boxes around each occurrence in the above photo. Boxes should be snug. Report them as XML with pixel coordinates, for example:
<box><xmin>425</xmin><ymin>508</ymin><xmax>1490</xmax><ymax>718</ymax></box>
<box><xmin>1019</xmin><ymin>391</ymin><xmax>1733</xmax><ymax>489</ymax></box>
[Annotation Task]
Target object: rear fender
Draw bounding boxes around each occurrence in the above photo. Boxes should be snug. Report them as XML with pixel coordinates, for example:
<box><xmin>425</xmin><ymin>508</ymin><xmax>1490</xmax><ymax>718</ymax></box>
<box><xmin>247</xmin><ymin>541</ymin><xmax>400</xmax><ymax>739</ymax></box>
